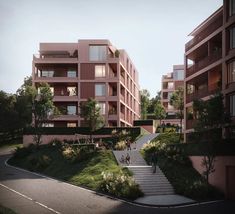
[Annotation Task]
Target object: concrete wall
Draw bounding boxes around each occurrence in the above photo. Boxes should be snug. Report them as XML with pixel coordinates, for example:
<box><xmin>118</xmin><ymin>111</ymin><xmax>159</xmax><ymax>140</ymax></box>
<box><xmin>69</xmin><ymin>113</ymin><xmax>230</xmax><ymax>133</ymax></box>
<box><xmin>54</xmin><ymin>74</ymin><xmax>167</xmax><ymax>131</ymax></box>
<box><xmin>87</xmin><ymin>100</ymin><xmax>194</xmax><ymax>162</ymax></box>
<box><xmin>190</xmin><ymin>156</ymin><xmax>235</xmax><ymax>199</ymax></box>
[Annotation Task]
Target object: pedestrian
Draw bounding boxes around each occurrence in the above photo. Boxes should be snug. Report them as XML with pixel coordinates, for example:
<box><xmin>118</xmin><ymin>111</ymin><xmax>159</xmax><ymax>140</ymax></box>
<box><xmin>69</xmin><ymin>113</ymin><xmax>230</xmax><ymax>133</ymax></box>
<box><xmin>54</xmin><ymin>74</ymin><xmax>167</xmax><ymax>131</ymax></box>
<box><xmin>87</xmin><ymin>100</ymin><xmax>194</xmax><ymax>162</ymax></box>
<box><xmin>126</xmin><ymin>153</ymin><xmax>130</xmax><ymax>165</ymax></box>
<box><xmin>133</xmin><ymin>141</ymin><xmax>137</xmax><ymax>150</ymax></box>
<box><xmin>151</xmin><ymin>151</ymin><xmax>157</xmax><ymax>173</ymax></box>
<box><xmin>120</xmin><ymin>154</ymin><xmax>125</xmax><ymax>163</ymax></box>
<box><xmin>126</xmin><ymin>140</ymin><xmax>131</xmax><ymax>151</ymax></box>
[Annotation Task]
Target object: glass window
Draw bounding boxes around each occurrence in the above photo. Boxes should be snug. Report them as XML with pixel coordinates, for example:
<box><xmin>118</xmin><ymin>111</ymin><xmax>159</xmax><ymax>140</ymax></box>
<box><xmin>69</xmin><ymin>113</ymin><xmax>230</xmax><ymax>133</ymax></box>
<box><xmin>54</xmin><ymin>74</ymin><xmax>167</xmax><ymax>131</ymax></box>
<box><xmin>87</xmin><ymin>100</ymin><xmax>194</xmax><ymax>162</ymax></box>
<box><xmin>95</xmin><ymin>84</ymin><xmax>106</xmax><ymax>96</ymax></box>
<box><xmin>168</xmin><ymin>82</ymin><xmax>174</xmax><ymax>89</ymax></box>
<box><xmin>230</xmin><ymin>26</ymin><xmax>235</xmax><ymax>49</ymax></box>
<box><xmin>67</xmin><ymin>70</ymin><xmax>77</xmax><ymax>77</ymax></box>
<box><xmin>229</xmin><ymin>0</ymin><xmax>235</xmax><ymax>16</ymax></box>
<box><xmin>42</xmin><ymin>123</ymin><xmax>54</xmax><ymax>127</ymax></box>
<box><xmin>89</xmin><ymin>46</ymin><xmax>106</xmax><ymax>61</ymax></box>
<box><xmin>67</xmin><ymin>106</ymin><xmax>76</xmax><ymax>115</ymax></box>
<box><xmin>50</xmin><ymin>87</ymin><xmax>54</xmax><ymax>96</ymax></box>
<box><xmin>173</xmin><ymin>70</ymin><xmax>184</xmax><ymax>80</ymax></box>
<box><xmin>95</xmin><ymin>65</ymin><xmax>105</xmax><ymax>77</ymax></box>
<box><xmin>96</xmin><ymin>103</ymin><xmax>106</xmax><ymax>115</ymax></box>
<box><xmin>228</xmin><ymin>60</ymin><xmax>235</xmax><ymax>83</ymax></box>
<box><xmin>67</xmin><ymin>122</ymin><xmax>77</xmax><ymax>127</ymax></box>
<box><xmin>67</xmin><ymin>87</ymin><xmax>77</xmax><ymax>96</ymax></box>
<box><xmin>42</xmin><ymin>70</ymin><xmax>54</xmax><ymax>77</ymax></box>
<box><xmin>230</xmin><ymin>94</ymin><xmax>235</xmax><ymax>116</ymax></box>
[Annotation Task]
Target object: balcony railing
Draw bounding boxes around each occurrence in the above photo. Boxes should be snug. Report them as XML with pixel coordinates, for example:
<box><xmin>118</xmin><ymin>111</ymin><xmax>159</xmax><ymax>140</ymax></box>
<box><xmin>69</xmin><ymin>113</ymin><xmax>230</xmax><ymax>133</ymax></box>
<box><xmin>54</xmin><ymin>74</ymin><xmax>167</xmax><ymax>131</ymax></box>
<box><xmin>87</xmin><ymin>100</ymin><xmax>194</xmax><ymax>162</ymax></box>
<box><xmin>185</xmin><ymin>17</ymin><xmax>222</xmax><ymax>51</ymax></box>
<box><xmin>186</xmin><ymin>51</ymin><xmax>222</xmax><ymax>78</ymax></box>
<box><xmin>33</xmin><ymin>54</ymin><xmax>78</xmax><ymax>63</ymax></box>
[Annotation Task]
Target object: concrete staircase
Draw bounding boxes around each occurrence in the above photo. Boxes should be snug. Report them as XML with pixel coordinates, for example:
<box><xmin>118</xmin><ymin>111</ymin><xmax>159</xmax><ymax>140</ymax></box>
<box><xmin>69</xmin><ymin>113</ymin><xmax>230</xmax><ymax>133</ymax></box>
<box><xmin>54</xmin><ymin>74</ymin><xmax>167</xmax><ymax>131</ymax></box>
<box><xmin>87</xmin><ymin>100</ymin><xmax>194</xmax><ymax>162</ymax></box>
<box><xmin>112</xmin><ymin>133</ymin><xmax>175</xmax><ymax>196</ymax></box>
<box><xmin>129</xmin><ymin>166</ymin><xmax>174</xmax><ymax>195</ymax></box>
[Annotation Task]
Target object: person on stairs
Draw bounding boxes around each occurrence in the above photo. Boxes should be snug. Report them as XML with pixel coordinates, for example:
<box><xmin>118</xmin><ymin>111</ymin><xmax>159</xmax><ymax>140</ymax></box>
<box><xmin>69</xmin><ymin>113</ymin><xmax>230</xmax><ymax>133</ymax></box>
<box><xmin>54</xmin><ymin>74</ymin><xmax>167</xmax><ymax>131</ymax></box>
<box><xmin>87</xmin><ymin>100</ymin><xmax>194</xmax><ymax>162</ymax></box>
<box><xmin>151</xmin><ymin>151</ymin><xmax>157</xmax><ymax>173</ymax></box>
<box><xmin>126</xmin><ymin>153</ymin><xmax>130</xmax><ymax>165</ymax></box>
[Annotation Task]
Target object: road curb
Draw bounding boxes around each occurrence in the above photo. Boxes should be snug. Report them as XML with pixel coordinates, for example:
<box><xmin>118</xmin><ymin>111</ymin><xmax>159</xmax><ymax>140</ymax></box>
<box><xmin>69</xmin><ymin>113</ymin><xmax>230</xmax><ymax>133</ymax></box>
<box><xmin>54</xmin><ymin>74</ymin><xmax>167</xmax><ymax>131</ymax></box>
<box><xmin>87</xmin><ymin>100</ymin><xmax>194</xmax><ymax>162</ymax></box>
<box><xmin>5</xmin><ymin>156</ymin><xmax>224</xmax><ymax>209</ymax></box>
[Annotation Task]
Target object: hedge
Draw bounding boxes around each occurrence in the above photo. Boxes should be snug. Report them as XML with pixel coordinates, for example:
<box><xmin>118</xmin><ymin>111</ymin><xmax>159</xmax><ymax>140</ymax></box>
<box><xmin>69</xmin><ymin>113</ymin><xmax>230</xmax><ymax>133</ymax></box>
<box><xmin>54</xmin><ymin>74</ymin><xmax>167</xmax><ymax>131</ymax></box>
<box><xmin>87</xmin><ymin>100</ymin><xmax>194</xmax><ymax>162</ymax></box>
<box><xmin>23</xmin><ymin>127</ymin><xmax>141</xmax><ymax>137</ymax></box>
<box><xmin>168</xmin><ymin>141</ymin><xmax>235</xmax><ymax>156</ymax></box>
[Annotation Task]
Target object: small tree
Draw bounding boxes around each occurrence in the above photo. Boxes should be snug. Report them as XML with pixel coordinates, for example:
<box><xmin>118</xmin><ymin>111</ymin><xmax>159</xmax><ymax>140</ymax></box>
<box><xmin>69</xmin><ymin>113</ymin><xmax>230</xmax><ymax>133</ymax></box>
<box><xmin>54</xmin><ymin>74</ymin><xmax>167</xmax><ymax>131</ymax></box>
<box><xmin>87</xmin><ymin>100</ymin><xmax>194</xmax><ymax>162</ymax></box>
<box><xmin>170</xmin><ymin>87</ymin><xmax>184</xmax><ymax>136</ymax></box>
<box><xmin>140</xmin><ymin>89</ymin><xmax>150</xmax><ymax>119</ymax></box>
<box><xmin>26</xmin><ymin>83</ymin><xmax>58</xmax><ymax>146</ymax></box>
<box><xmin>193</xmin><ymin>93</ymin><xmax>229</xmax><ymax>183</ymax></box>
<box><xmin>80</xmin><ymin>98</ymin><xmax>104</xmax><ymax>142</ymax></box>
<box><xmin>153</xmin><ymin>101</ymin><xmax>166</xmax><ymax>125</ymax></box>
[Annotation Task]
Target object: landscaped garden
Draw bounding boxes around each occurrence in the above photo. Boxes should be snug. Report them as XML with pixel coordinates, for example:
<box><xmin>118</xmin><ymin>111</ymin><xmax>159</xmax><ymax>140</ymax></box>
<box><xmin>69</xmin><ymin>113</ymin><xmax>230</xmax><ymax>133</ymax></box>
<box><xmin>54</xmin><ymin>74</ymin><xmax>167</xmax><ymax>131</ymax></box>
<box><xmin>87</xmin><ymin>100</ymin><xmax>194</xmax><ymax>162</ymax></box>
<box><xmin>8</xmin><ymin>139</ymin><xmax>143</xmax><ymax>200</ymax></box>
<box><xmin>141</xmin><ymin>132</ymin><xmax>224</xmax><ymax>200</ymax></box>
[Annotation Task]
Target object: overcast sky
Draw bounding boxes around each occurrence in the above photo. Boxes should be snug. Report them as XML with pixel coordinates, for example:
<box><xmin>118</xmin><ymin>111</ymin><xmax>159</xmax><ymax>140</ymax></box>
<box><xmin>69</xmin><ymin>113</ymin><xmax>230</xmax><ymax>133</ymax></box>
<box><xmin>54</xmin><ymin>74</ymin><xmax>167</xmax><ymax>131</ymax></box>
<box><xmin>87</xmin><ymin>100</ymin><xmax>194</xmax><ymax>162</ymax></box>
<box><xmin>0</xmin><ymin>0</ymin><xmax>222</xmax><ymax>97</ymax></box>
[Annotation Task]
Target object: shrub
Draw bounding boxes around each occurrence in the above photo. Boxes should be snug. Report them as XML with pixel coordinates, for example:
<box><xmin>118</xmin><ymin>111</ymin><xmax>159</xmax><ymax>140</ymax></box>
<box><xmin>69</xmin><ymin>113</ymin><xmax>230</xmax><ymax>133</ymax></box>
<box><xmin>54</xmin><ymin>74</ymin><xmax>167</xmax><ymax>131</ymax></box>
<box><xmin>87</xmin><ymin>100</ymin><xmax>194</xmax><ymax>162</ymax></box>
<box><xmin>14</xmin><ymin>145</ymin><xmax>35</xmax><ymax>158</ymax></box>
<box><xmin>114</xmin><ymin>141</ymin><xmax>127</xmax><ymax>150</ymax></box>
<box><xmin>99</xmin><ymin>171</ymin><xmax>143</xmax><ymax>199</ymax></box>
<box><xmin>27</xmin><ymin>154</ymin><xmax>51</xmax><ymax>171</ymax></box>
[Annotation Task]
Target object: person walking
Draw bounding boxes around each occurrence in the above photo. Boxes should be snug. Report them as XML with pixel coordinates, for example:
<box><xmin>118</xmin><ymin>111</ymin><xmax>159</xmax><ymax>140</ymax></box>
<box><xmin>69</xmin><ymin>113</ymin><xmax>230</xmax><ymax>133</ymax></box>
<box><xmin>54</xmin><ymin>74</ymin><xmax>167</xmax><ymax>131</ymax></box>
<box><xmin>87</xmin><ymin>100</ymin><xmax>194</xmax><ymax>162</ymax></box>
<box><xmin>126</xmin><ymin>140</ymin><xmax>131</xmax><ymax>151</ymax></box>
<box><xmin>151</xmin><ymin>151</ymin><xmax>157</xmax><ymax>173</ymax></box>
<box><xmin>126</xmin><ymin>153</ymin><xmax>130</xmax><ymax>165</ymax></box>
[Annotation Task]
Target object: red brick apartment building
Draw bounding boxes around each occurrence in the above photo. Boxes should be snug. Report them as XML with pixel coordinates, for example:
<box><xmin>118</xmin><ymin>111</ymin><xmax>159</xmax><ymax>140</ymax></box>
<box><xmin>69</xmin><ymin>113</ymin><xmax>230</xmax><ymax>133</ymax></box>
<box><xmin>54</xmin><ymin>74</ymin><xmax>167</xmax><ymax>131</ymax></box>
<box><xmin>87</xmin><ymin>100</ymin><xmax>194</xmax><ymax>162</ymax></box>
<box><xmin>32</xmin><ymin>40</ymin><xmax>140</xmax><ymax>127</ymax></box>
<box><xmin>161</xmin><ymin>65</ymin><xmax>184</xmax><ymax>126</ymax></box>
<box><xmin>184</xmin><ymin>0</ymin><xmax>235</xmax><ymax>199</ymax></box>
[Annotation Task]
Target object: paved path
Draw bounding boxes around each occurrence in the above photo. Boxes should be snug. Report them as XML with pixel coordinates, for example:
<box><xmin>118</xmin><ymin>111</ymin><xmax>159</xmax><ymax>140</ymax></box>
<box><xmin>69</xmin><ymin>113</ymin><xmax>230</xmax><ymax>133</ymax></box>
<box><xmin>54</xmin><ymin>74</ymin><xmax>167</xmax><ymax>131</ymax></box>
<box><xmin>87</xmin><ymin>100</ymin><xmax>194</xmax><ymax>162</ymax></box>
<box><xmin>0</xmin><ymin>147</ymin><xmax>235</xmax><ymax>213</ymax></box>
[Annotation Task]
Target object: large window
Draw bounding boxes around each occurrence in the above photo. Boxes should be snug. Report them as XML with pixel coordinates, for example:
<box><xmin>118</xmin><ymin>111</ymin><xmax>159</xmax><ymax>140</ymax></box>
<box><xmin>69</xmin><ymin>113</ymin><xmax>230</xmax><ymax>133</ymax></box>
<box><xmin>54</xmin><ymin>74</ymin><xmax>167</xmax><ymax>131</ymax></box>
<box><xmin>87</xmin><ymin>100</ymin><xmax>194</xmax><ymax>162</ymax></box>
<box><xmin>67</xmin><ymin>106</ymin><xmax>76</xmax><ymax>115</ymax></box>
<box><xmin>67</xmin><ymin>122</ymin><xmax>77</xmax><ymax>127</ymax></box>
<box><xmin>67</xmin><ymin>70</ymin><xmax>77</xmax><ymax>77</ymax></box>
<box><xmin>95</xmin><ymin>65</ymin><xmax>105</xmax><ymax>77</ymax></box>
<box><xmin>96</xmin><ymin>102</ymin><xmax>106</xmax><ymax>115</ymax></box>
<box><xmin>230</xmin><ymin>94</ymin><xmax>235</xmax><ymax>116</ymax></box>
<box><xmin>173</xmin><ymin>70</ymin><xmax>184</xmax><ymax>80</ymax></box>
<box><xmin>230</xmin><ymin>26</ymin><xmax>235</xmax><ymax>49</ymax></box>
<box><xmin>229</xmin><ymin>0</ymin><xmax>235</xmax><ymax>16</ymax></box>
<box><xmin>228</xmin><ymin>60</ymin><xmax>235</xmax><ymax>83</ymax></box>
<box><xmin>95</xmin><ymin>84</ymin><xmax>106</xmax><ymax>96</ymax></box>
<box><xmin>89</xmin><ymin>46</ymin><xmax>106</xmax><ymax>61</ymax></box>
<box><xmin>41</xmin><ymin>70</ymin><xmax>54</xmax><ymax>77</ymax></box>
<box><xmin>168</xmin><ymin>82</ymin><xmax>174</xmax><ymax>89</ymax></box>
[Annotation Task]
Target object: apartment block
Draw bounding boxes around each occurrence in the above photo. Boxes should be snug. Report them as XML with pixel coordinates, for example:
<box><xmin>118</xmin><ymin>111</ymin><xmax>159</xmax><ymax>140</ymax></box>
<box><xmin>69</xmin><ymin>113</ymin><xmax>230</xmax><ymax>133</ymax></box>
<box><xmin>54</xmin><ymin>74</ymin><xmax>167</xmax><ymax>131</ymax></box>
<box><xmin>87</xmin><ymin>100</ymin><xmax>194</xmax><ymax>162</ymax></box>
<box><xmin>32</xmin><ymin>40</ymin><xmax>140</xmax><ymax>127</ymax></box>
<box><xmin>161</xmin><ymin>65</ymin><xmax>184</xmax><ymax>126</ymax></box>
<box><xmin>184</xmin><ymin>0</ymin><xmax>235</xmax><ymax>199</ymax></box>
<box><xmin>184</xmin><ymin>0</ymin><xmax>235</xmax><ymax>138</ymax></box>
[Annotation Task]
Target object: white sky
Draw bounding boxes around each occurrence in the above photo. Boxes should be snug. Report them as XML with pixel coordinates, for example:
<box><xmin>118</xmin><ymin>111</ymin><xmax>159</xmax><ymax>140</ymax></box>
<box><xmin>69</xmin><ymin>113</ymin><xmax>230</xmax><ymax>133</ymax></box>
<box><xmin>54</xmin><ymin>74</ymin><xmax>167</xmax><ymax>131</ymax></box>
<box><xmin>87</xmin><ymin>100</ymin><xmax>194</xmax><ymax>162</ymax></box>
<box><xmin>0</xmin><ymin>0</ymin><xmax>222</xmax><ymax>97</ymax></box>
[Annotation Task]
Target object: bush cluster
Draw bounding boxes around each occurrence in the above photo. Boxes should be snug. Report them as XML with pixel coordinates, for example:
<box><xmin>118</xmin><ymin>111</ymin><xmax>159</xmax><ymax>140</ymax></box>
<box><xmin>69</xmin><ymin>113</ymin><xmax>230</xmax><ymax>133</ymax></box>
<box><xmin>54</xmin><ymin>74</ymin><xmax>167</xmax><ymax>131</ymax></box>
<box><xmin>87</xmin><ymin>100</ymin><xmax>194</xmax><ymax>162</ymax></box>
<box><xmin>99</xmin><ymin>171</ymin><xmax>143</xmax><ymax>199</ymax></box>
<box><xmin>114</xmin><ymin>141</ymin><xmax>127</xmax><ymax>150</ymax></box>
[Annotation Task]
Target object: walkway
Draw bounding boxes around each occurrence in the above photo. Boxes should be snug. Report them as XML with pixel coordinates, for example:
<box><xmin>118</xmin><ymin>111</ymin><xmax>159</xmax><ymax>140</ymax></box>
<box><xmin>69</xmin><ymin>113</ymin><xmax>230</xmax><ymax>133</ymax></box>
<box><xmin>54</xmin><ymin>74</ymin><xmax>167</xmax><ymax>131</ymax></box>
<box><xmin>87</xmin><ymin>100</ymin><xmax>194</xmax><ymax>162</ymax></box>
<box><xmin>113</xmin><ymin>133</ymin><xmax>195</xmax><ymax>204</ymax></box>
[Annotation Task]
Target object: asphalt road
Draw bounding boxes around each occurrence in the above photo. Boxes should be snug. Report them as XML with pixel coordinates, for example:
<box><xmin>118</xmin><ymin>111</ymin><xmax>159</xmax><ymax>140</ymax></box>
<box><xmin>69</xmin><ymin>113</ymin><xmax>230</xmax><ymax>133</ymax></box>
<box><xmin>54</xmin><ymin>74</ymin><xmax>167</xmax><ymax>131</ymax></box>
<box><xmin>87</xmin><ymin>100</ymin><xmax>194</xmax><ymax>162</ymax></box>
<box><xmin>0</xmin><ymin>148</ymin><xmax>235</xmax><ymax>214</ymax></box>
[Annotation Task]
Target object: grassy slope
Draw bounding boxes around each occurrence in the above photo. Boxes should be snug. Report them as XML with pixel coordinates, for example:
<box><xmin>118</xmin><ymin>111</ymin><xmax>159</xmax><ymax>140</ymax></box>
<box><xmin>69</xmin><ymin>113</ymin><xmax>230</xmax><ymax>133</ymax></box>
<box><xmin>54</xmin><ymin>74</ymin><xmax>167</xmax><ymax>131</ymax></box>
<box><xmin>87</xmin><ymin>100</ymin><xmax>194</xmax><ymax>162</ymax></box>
<box><xmin>8</xmin><ymin>147</ymin><xmax>128</xmax><ymax>191</ymax></box>
<box><xmin>0</xmin><ymin>204</ymin><xmax>16</xmax><ymax>214</ymax></box>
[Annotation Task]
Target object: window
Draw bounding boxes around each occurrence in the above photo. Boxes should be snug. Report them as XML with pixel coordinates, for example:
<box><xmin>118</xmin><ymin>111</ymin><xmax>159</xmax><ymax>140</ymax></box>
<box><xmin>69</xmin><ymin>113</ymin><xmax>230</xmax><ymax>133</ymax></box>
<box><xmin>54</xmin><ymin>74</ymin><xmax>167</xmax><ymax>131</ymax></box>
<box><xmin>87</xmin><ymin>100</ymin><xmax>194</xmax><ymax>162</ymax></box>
<box><xmin>168</xmin><ymin>92</ymin><xmax>173</xmax><ymax>100</ymax></box>
<box><xmin>230</xmin><ymin>26</ymin><xmax>235</xmax><ymax>49</ymax></box>
<box><xmin>67</xmin><ymin>106</ymin><xmax>76</xmax><ymax>115</ymax></box>
<box><xmin>96</xmin><ymin>102</ymin><xmax>106</xmax><ymax>115</ymax></box>
<box><xmin>41</xmin><ymin>70</ymin><xmax>54</xmax><ymax>77</ymax></box>
<box><xmin>50</xmin><ymin>87</ymin><xmax>54</xmax><ymax>96</ymax></box>
<box><xmin>67</xmin><ymin>70</ymin><xmax>76</xmax><ymax>77</ymax></box>
<box><xmin>89</xmin><ymin>46</ymin><xmax>106</xmax><ymax>61</ymax></box>
<box><xmin>95</xmin><ymin>84</ymin><xmax>106</xmax><ymax>96</ymax></box>
<box><xmin>67</xmin><ymin>122</ymin><xmax>77</xmax><ymax>127</ymax></box>
<box><xmin>42</xmin><ymin>123</ymin><xmax>54</xmax><ymax>127</ymax></box>
<box><xmin>173</xmin><ymin>70</ymin><xmax>184</xmax><ymax>80</ymax></box>
<box><xmin>228</xmin><ymin>60</ymin><xmax>235</xmax><ymax>83</ymax></box>
<box><xmin>229</xmin><ymin>0</ymin><xmax>235</xmax><ymax>16</ymax></box>
<box><xmin>168</xmin><ymin>82</ymin><xmax>174</xmax><ymax>89</ymax></box>
<box><xmin>95</xmin><ymin>65</ymin><xmax>105</xmax><ymax>77</ymax></box>
<box><xmin>230</xmin><ymin>94</ymin><xmax>235</xmax><ymax>116</ymax></box>
<box><xmin>67</xmin><ymin>87</ymin><xmax>77</xmax><ymax>96</ymax></box>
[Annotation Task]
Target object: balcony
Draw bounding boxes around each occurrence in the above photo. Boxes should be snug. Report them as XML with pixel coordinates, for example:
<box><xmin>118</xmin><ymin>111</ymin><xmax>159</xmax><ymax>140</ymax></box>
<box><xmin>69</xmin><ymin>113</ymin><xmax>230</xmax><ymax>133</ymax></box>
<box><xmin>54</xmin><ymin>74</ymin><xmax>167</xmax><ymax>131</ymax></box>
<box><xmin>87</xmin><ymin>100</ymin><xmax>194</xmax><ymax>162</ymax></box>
<box><xmin>34</xmin><ymin>76</ymin><xmax>77</xmax><ymax>83</ymax></box>
<box><xmin>186</xmin><ymin>51</ymin><xmax>222</xmax><ymax>78</ymax></box>
<box><xmin>52</xmin><ymin>114</ymin><xmax>79</xmax><ymax>121</ymax></box>
<box><xmin>53</xmin><ymin>95</ymin><xmax>78</xmax><ymax>102</ymax></box>
<box><xmin>185</xmin><ymin>16</ymin><xmax>223</xmax><ymax>52</ymax></box>
<box><xmin>33</xmin><ymin>54</ymin><xmax>78</xmax><ymax>64</ymax></box>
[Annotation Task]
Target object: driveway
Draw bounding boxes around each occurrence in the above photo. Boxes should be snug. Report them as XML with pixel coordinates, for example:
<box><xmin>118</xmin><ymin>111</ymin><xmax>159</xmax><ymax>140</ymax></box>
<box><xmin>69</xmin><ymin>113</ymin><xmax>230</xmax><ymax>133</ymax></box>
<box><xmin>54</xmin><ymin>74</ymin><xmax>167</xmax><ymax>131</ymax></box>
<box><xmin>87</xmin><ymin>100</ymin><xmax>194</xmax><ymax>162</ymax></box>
<box><xmin>0</xmin><ymin>148</ymin><xmax>234</xmax><ymax>214</ymax></box>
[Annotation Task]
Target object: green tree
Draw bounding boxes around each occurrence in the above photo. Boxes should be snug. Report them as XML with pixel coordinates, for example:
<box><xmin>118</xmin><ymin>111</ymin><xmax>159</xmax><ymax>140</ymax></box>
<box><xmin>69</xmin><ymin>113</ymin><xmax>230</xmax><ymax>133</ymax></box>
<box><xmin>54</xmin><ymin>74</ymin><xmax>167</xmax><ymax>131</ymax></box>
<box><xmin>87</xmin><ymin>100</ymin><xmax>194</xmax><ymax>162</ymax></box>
<box><xmin>192</xmin><ymin>93</ymin><xmax>229</xmax><ymax>183</ymax></box>
<box><xmin>147</xmin><ymin>91</ymin><xmax>161</xmax><ymax>114</ymax></box>
<box><xmin>170</xmin><ymin>87</ymin><xmax>184</xmax><ymax>135</ymax></box>
<box><xmin>80</xmin><ymin>98</ymin><xmax>104</xmax><ymax>142</ymax></box>
<box><xmin>153</xmin><ymin>101</ymin><xmax>166</xmax><ymax>125</ymax></box>
<box><xmin>140</xmin><ymin>89</ymin><xmax>150</xmax><ymax>119</ymax></box>
<box><xmin>25</xmin><ymin>83</ymin><xmax>58</xmax><ymax>146</ymax></box>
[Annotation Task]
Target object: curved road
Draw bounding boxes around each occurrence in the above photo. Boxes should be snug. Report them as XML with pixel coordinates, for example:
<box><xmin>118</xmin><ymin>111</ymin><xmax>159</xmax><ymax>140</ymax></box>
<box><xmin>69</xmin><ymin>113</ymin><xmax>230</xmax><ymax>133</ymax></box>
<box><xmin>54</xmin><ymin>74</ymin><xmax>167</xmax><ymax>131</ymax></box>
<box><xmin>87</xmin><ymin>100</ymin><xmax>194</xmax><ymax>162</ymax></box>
<box><xmin>0</xmin><ymin>148</ymin><xmax>234</xmax><ymax>214</ymax></box>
